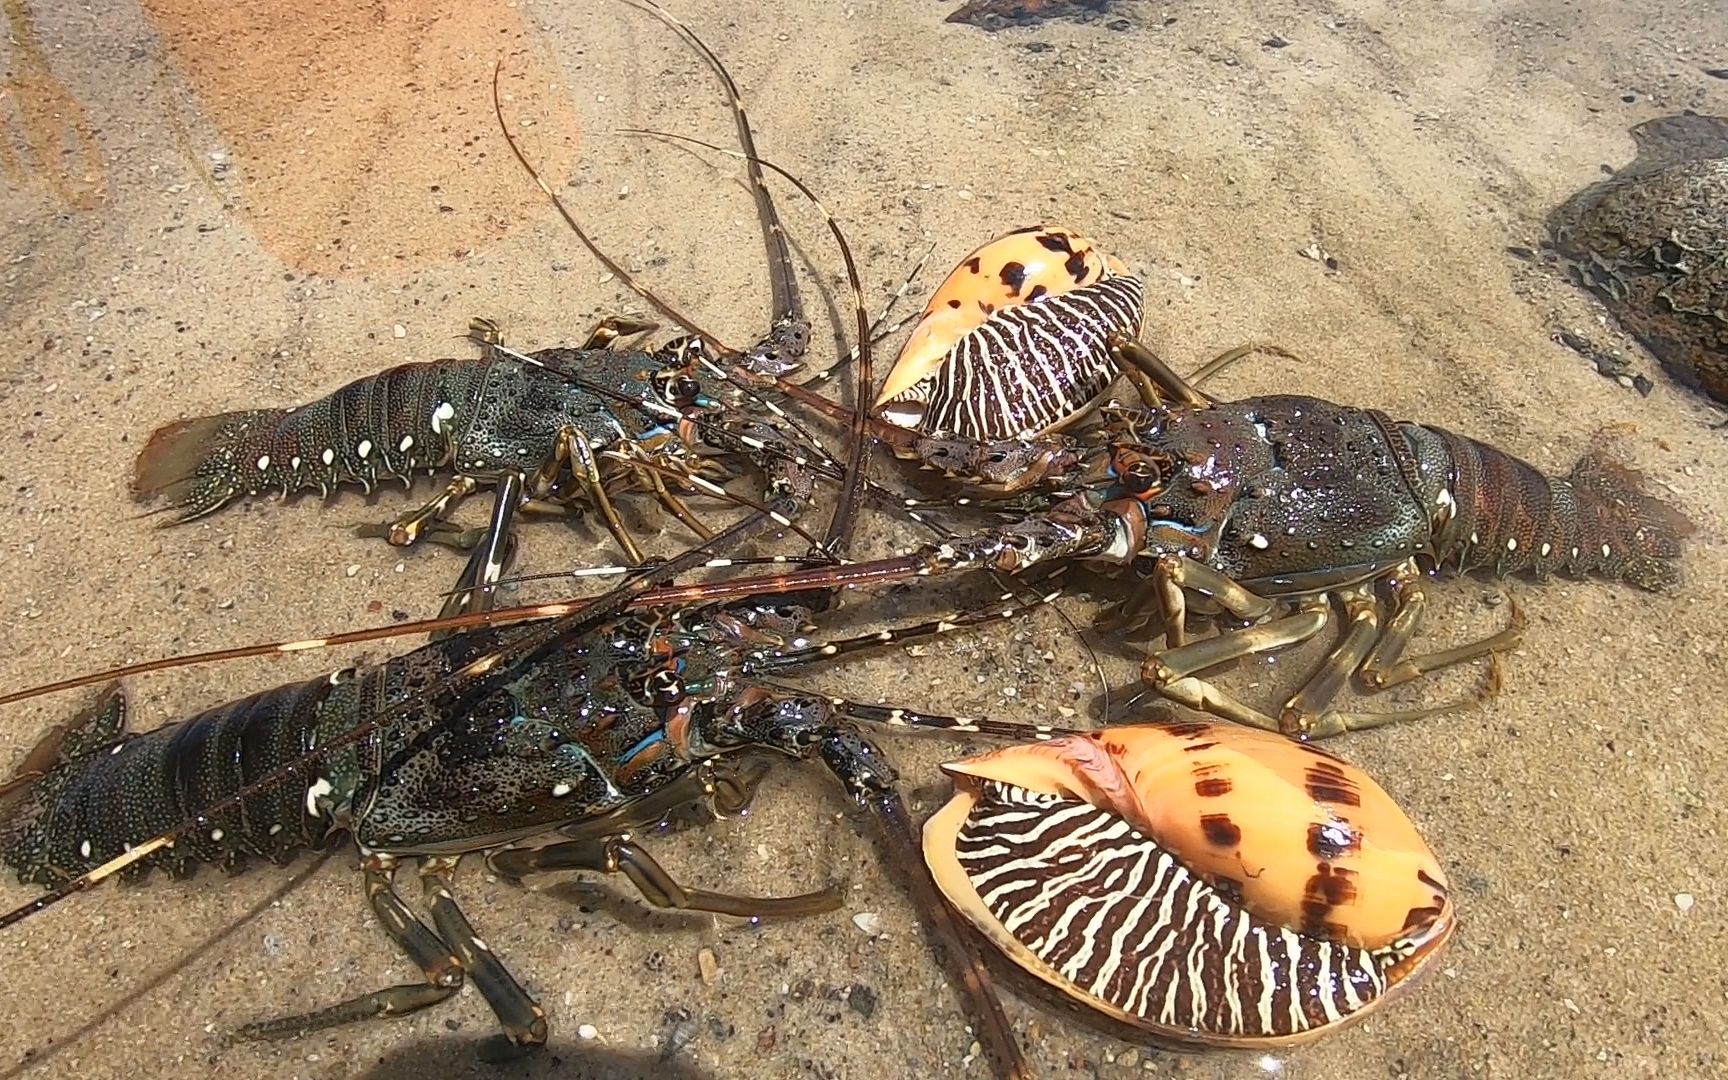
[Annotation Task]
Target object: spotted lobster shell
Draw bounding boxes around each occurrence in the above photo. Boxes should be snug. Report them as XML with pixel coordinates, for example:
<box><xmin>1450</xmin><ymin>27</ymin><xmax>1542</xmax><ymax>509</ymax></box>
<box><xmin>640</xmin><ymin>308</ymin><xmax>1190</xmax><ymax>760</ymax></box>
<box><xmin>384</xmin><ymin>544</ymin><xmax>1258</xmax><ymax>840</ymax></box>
<box><xmin>923</xmin><ymin>722</ymin><xmax>1454</xmax><ymax>1047</ymax></box>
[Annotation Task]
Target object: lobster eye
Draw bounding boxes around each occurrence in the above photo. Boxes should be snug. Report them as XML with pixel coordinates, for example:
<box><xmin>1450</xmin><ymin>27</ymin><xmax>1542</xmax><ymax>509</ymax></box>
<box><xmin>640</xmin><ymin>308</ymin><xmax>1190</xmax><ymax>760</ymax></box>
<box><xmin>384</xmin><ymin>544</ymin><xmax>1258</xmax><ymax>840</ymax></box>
<box><xmin>656</xmin><ymin>371</ymin><xmax>701</xmax><ymax>407</ymax></box>
<box><xmin>1121</xmin><ymin>457</ymin><xmax>1162</xmax><ymax>495</ymax></box>
<box><xmin>641</xmin><ymin>668</ymin><xmax>685</xmax><ymax>707</ymax></box>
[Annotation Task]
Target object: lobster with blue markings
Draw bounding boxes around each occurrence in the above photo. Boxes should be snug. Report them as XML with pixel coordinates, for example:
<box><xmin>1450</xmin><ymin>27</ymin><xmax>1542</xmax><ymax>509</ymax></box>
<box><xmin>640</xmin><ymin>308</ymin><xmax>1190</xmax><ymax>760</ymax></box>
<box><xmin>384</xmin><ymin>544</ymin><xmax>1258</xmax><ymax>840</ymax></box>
<box><xmin>129</xmin><ymin>0</ymin><xmax>845</xmax><ymax>599</ymax></box>
<box><xmin>0</xmin><ymin>552</ymin><xmax>1063</xmax><ymax>1071</ymax></box>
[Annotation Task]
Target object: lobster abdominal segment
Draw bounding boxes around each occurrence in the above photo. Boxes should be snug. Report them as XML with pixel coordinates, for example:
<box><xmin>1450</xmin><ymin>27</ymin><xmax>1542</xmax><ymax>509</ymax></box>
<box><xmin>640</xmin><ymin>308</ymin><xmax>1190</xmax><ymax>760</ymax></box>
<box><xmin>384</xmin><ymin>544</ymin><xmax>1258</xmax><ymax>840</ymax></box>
<box><xmin>132</xmin><ymin>348</ymin><xmax>687</xmax><ymax>523</ymax></box>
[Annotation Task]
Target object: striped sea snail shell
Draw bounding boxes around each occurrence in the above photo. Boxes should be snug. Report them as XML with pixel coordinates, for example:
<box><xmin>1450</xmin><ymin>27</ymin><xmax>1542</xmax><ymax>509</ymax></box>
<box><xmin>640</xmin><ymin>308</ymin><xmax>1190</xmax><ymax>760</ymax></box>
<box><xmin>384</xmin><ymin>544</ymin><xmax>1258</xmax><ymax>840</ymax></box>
<box><xmin>923</xmin><ymin>721</ymin><xmax>1455</xmax><ymax>1047</ymax></box>
<box><xmin>874</xmin><ymin>225</ymin><xmax>1146</xmax><ymax>440</ymax></box>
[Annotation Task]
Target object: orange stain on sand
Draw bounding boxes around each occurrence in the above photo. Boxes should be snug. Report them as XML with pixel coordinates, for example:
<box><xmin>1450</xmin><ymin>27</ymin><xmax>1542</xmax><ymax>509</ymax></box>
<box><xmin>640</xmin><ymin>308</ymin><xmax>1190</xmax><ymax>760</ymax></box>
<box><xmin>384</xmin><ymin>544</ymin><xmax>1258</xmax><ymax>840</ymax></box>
<box><xmin>1</xmin><ymin>0</ymin><xmax>109</xmax><ymax>209</ymax></box>
<box><xmin>139</xmin><ymin>0</ymin><xmax>583</xmax><ymax>275</ymax></box>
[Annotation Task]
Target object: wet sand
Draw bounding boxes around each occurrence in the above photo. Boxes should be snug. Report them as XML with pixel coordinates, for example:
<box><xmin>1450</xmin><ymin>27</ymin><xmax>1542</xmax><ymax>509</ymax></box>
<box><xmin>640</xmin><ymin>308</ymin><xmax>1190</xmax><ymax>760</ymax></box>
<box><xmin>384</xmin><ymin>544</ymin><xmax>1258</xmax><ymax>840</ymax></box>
<box><xmin>2</xmin><ymin>1</ymin><xmax>1726</xmax><ymax>1078</ymax></box>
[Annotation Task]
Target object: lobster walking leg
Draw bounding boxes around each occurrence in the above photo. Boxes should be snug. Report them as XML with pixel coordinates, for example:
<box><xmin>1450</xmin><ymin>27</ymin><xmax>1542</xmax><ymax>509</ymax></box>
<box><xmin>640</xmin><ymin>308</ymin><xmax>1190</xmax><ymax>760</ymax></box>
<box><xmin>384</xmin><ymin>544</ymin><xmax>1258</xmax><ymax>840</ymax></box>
<box><xmin>435</xmin><ymin>471</ymin><xmax>525</xmax><ymax>633</ymax></box>
<box><xmin>234</xmin><ymin>853</ymin><xmax>549</xmax><ymax>1062</ymax></box>
<box><xmin>489</xmin><ymin>836</ymin><xmax>843</xmax><ymax>918</ymax></box>
<box><xmin>232</xmin><ymin>857</ymin><xmax>467</xmax><ymax>1044</ymax></box>
<box><xmin>1140</xmin><ymin>554</ymin><xmax>1522</xmax><ymax>737</ymax></box>
<box><xmin>1355</xmin><ymin>574</ymin><xmax>1527</xmax><ymax>693</ymax></box>
<box><xmin>382</xmin><ymin>475</ymin><xmax>480</xmax><ymax>546</ymax></box>
<box><xmin>419</xmin><ymin>856</ymin><xmax>549</xmax><ymax>1062</ymax></box>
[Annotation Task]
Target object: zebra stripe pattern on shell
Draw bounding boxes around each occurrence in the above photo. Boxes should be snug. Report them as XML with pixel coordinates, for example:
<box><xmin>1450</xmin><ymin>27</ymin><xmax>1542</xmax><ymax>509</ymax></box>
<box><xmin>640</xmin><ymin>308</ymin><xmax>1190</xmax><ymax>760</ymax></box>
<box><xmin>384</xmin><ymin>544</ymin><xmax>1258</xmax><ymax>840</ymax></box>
<box><xmin>952</xmin><ymin>779</ymin><xmax>1404</xmax><ymax>1043</ymax></box>
<box><xmin>895</xmin><ymin>274</ymin><xmax>1146</xmax><ymax>441</ymax></box>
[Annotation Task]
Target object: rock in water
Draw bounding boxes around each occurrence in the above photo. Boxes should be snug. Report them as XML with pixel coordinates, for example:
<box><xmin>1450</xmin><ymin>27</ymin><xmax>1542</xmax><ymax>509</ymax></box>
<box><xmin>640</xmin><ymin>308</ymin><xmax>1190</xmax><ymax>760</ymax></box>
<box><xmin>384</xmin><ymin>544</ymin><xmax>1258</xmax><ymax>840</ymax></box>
<box><xmin>1548</xmin><ymin>114</ymin><xmax>1728</xmax><ymax>405</ymax></box>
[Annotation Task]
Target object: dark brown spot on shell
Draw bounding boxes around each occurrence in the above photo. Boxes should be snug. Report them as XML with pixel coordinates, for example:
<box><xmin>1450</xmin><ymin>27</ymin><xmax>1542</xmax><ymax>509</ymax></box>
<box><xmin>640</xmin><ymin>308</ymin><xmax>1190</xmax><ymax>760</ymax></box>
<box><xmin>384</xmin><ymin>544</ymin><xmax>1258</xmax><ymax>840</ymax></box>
<box><xmin>946</xmin><ymin>298</ymin><xmax>963</xmax><ymax>309</ymax></box>
<box><xmin>964</xmin><ymin>256</ymin><xmax>982</xmax><ymax>274</ymax></box>
<box><xmin>1194</xmin><ymin>776</ymin><xmax>1232</xmax><ymax>798</ymax></box>
<box><xmin>1307</xmin><ymin>819</ymin><xmax>1360</xmax><ymax>860</ymax></box>
<box><xmin>1159</xmin><ymin>720</ymin><xmax>1213</xmax><ymax>739</ymax></box>
<box><xmin>999</xmin><ymin>260</ymin><xmax>1028</xmax><ymax>296</ymax></box>
<box><xmin>1065</xmin><ymin>250</ymin><xmax>1089</xmax><ymax>282</ymax></box>
<box><xmin>1200</xmin><ymin>813</ymin><xmax>1241</xmax><ymax>847</ymax></box>
<box><xmin>1300</xmin><ymin>864</ymin><xmax>1359</xmax><ymax>938</ymax></box>
<box><xmin>1305</xmin><ymin>762</ymin><xmax>1361</xmax><ymax>806</ymax></box>
<box><xmin>1027</xmin><ymin>284</ymin><xmax>1049</xmax><ymax>302</ymax></box>
<box><xmin>1182</xmin><ymin>740</ymin><xmax>1218</xmax><ymax>754</ymax></box>
<box><xmin>1402</xmin><ymin>901</ymin><xmax>1448</xmax><ymax>933</ymax></box>
<box><xmin>1036</xmin><ymin>231</ymin><xmax>1075</xmax><ymax>253</ymax></box>
<box><xmin>980</xmin><ymin>301</ymin><xmax>997</xmax><ymax>316</ymax></box>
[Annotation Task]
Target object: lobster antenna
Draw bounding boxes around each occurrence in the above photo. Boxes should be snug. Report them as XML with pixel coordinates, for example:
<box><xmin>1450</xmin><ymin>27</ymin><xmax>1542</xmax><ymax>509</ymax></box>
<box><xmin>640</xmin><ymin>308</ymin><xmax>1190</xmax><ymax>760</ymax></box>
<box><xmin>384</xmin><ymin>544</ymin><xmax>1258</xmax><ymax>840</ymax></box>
<box><xmin>0</xmin><ymin>509</ymin><xmax>784</xmax><ymax>931</ymax></box>
<box><xmin>619</xmin><ymin>0</ymin><xmax>801</xmax><ymax>341</ymax></box>
<box><xmin>735</xmin><ymin>583</ymin><xmax>1099</xmax><ymax>746</ymax></box>
<box><xmin>612</xmin><ymin>0</ymin><xmax>877</xmax><ymax>531</ymax></box>
<box><xmin>492</xmin><ymin>64</ymin><xmax>726</xmax><ymax>353</ymax></box>
<box><xmin>482</xmin><ymin>552</ymin><xmax>834</xmax><ymax>593</ymax></box>
<box><xmin>0</xmin><ymin>553</ymin><xmax>940</xmax><ymax>709</ymax></box>
<box><xmin>739</xmin><ymin>585</ymin><xmax>1064</xmax><ymax>675</ymax></box>
<box><xmin>855</xmin><ymin>784</ymin><xmax>1032</xmax><ymax>1080</ymax></box>
<box><xmin>490</xmin><ymin>48</ymin><xmax>842</xmax><ymax>492</ymax></box>
<box><xmin>612</xmin><ymin>126</ymin><xmax>875</xmax><ymax>553</ymax></box>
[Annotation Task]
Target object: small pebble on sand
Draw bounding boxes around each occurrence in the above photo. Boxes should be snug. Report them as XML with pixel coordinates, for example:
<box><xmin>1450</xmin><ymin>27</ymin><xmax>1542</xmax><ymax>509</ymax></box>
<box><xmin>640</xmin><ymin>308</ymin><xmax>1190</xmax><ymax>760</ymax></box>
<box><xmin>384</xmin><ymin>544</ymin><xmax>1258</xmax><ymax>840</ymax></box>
<box><xmin>697</xmin><ymin>946</ymin><xmax>720</xmax><ymax>985</ymax></box>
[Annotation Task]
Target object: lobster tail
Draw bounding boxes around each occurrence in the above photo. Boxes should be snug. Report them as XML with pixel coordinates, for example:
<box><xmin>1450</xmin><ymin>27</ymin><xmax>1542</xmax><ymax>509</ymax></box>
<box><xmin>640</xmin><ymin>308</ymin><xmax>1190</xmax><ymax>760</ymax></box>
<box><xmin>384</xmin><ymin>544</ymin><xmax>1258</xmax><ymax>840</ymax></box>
<box><xmin>1435</xmin><ymin>429</ymin><xmax>1692</xmax><ymax>591</ymax></box>
<box><xmin>133</xmin><ymin>409</ymin><xmax>292</xmax><ymax>521</ymax></box>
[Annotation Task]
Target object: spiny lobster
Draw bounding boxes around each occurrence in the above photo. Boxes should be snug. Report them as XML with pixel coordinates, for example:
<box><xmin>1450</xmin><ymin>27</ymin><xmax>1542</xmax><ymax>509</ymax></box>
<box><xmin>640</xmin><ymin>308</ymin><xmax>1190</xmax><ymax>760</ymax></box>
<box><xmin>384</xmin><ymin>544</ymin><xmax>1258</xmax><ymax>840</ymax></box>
<box><xmin>0</xmin><ymin>532</ymin><xmax>1083</xmax><ymax>1075</ymax></box>
<box><xmin>128</xmin><ymin>0</ymin><xmax>865</xmax><ymax>615</ymax></box>
<box><xmin>628</xmin><ymin>340</ymin><xmax>1696</xmax><ymax>738</ymax></box>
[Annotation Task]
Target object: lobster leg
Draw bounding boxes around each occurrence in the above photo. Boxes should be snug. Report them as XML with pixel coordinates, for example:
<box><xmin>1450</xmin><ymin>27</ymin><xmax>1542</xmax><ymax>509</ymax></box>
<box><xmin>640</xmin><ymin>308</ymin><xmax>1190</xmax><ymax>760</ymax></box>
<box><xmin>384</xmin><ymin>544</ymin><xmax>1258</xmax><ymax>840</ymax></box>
<box><xmin>1141</xmin><ymin>553</ymin><xmax>1281</xmax><ymax>649</ymax></box>
<box><xmin>467</xmin><ymin>313</ymin><xmax>658</xmax><ymax>355</ymax></box>
<box><xmin>232</xmin><ymin>856</ymin><xmax>465</xmax><ymax>1045</ymax></box>
<box><xmin>1357</xmin><ymin>575</ymin><xmax>1526</xmax><ymax>692</ymax></box>
<box><xmin>435</xmin><ymin>472</ymin><xmax>524</xmax><ymax>632</ymax></box>
<box><xmin>1145</xmin><ymin>600</ymin><xmax>1335</xmax><ymax>733</ymax></box>
<box><xmin>557</xmin><ymin>426</ymin><xmax>646</xmax><ymax>564</ymax></box>
<box><xmin>379</xmin><ymin>474</ymin><xmax>482</xmax><ymax>546</ymax></box>
<box><xmin>488</xmin><ymin>835</ymin><xmax>843</xmax><ymax>918</ymax></box>
<box><xmin>236</xmin><ymin>854</ymin><xmax>549</xmax><ymax>1060</ymax></box>
<box><xmin>1277</xmin><ymin>582</ymin><xmax>1516</xmax><ymax>739</ymax></box>
<box><xmin>419</xmin><ymin>856</ymin><xmax>549</xmax><ymax>1062</ymax></box>
<box><xmin>1109</xmin><ymin>332</ymin><xmax>1214</xmax><ymax>408</ymax></box>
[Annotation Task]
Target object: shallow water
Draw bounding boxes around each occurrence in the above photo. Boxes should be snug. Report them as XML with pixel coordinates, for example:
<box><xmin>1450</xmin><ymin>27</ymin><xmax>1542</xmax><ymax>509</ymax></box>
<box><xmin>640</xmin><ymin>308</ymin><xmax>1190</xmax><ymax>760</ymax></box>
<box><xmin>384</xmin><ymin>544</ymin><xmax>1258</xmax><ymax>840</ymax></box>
<box><xmin>2</xmin><ymin>1</ymin><xmax>1726</xmax><ymax>1078</ymax></box>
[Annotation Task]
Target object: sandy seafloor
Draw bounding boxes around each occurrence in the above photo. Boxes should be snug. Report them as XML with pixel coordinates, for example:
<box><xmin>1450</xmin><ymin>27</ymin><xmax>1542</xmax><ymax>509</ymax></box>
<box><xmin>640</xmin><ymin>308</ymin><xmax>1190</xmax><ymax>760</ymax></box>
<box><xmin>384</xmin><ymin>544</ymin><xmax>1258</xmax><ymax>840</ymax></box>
<box><xmin>3</xmin><ymin>0</ymin><xmax>1728</xmax><ymax>1078</ymax></box>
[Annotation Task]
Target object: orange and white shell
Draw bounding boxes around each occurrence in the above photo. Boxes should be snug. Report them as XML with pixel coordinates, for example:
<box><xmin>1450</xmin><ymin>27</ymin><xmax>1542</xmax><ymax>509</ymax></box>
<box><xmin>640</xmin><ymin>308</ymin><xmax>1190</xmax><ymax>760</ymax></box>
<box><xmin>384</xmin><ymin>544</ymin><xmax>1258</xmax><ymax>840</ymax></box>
<box><xmin>875</xmin><ymin>225</ymin><xmax>1131</xmax><ymax>415</ymax></box>
<box><xmin>923</xmin><ymin>721</ymin><xmax>1454</xmax><ymax>1047</ymax></box>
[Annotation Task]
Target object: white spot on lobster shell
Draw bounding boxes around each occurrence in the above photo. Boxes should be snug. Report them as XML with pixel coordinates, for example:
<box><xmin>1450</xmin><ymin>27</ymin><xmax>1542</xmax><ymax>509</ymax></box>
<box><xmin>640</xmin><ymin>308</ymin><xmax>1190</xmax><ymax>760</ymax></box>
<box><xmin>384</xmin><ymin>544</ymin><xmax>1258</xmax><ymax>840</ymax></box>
<box><xmin>255</xmin><ymin>454</ymin><xmax>270</xmax><ymax>471</ymax></box>
<box><xmin>431</xmin><ymin>401</ymin><xmax>456</xmax><ymax>434</ymax></box>
<box><xmin>304</xmin><ymin>777</ymin><xmax>334</xmax><ymax>817</ymax></box>
<box><xmin>356</xmin><ymin>439</ymin><xmax>373</xmax><ymax>460</ymax></box>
